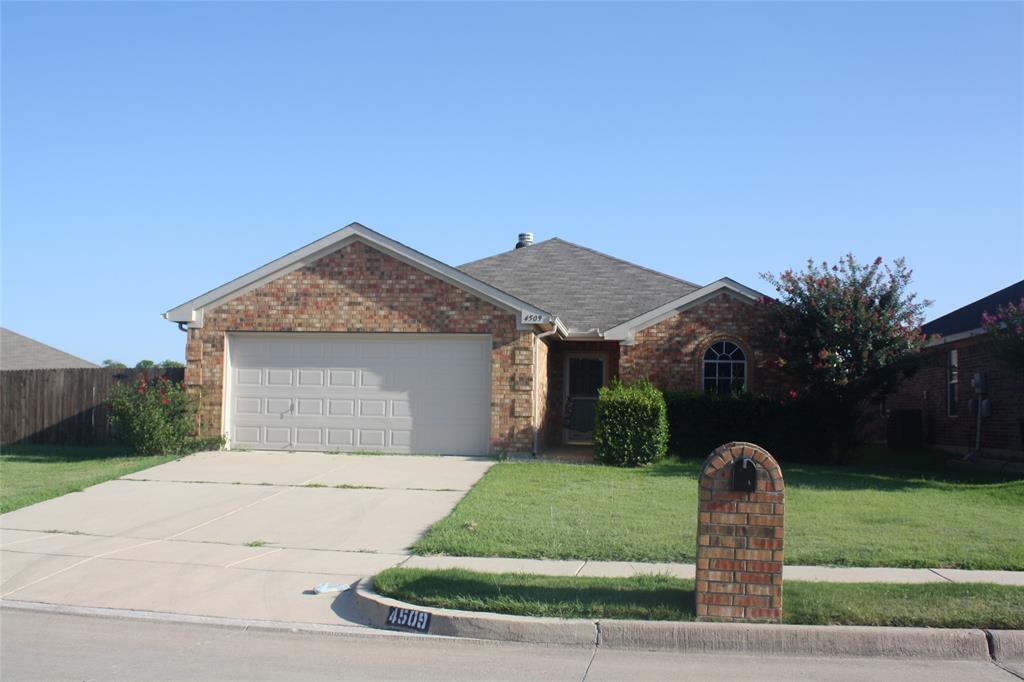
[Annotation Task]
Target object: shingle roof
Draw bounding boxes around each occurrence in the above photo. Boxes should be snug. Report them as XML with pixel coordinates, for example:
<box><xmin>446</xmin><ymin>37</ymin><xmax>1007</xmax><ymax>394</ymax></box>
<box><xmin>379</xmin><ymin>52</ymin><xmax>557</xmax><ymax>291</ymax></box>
<box><xmin>0</xmin><ymin>328</ymin><xmax>99</xmax><ymax>370</ymax></box>
<box><xmin>459</xmin><ymin>239</ymin><xmax>700</xmax><ymax>333</ymax></box>
<box><xmin>923</xmin><ymin>279</ymin><xmax>1024</xmax><ymax>337</ymax></box>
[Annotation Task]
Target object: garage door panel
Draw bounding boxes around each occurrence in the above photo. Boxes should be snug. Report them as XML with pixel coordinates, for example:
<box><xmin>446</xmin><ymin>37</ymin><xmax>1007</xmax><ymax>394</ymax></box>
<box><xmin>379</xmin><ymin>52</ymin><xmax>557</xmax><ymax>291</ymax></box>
<box><xmin>266</xmin><ymin>369</ymin><xmax>293</xmax><ymax>386</ymax></box>
<box><xmin>236</xmin><ymin>368</ymin><xmax>263</xmax><ymax>386</ymax></box>
<box><xmin>264</xmin><ymin>427</ymin><xmax>291</xmax><ymax>446</ymax></box>
<box><xmin>297</xmin><ymin>370</ymin><xmax>325</xmax><ymax>387</ymax></box>
<box><xmin>295</xmin><ymin>399</ymin><xmax>323</xmax><ymax>416</ymax></box>
<box><xmin>329</xmin><ymin>370</ymin><xmax>356</xmax><ymax>387</ymax></box>
<box><xmin>228</xmin><ymin>335</ymin><xmax>491</xmax><ymax>455</ymax></box>
<box><xmin>328</xmin><ymin>399</ymin><xmax>355</xmax><ymax>416</ymax></box>
<box><xmin>265</xmin><ymin>398</ymin><xmax>292</xmax><ymax>415</ymax></box>
<box><xmin>295</xmin><ymin>428</ymin><xmax>323</xmax><ymax>446</ymax></box>
<box><xmin>391</xmin><ymin>400</ymin><xmax>412</xmax><ymax>418</ymax></box>
<box><xmin>327</xmin><ymin>429</ymin><xmax>354</xmax><ymax>446</ymax></box>
<box><xmin>358</xmin><ymin>430</ymin><xmax>386</xmax><ymax>447</ymax></box>
<box><xmin>358</xmin><ymin>400</ymin><xmax>387</xmax><ymax>417</ymax></box>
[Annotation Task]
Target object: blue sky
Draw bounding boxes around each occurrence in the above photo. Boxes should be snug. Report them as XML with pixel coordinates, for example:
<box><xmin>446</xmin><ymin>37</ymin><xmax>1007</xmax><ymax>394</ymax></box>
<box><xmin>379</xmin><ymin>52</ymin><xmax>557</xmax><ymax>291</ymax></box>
<box><xmin>3</xmin><ymin>2</ymin><xmax>1021</xmax><ymax>365</ymax></box>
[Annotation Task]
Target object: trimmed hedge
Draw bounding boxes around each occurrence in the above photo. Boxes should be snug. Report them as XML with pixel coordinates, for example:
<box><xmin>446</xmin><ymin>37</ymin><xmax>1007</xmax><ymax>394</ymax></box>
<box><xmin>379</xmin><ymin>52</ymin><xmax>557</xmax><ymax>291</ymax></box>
<box><xmin>663</xmin><ymin>391</ymin><xmax>833</xmax><ymax>464</ymax></box>
<box><xmin>593</xmin><ymin>380</ymin><xmax>669</xmax><ymax>467</ymax></box>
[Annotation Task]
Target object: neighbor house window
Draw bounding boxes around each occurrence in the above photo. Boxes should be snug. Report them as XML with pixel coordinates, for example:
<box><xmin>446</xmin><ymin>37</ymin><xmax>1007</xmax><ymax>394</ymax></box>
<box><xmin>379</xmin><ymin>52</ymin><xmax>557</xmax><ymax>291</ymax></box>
<box><xmin>946</xmin><ymin>349</ymin><xmax>959</xmax><ymax>417</ymax></box>
<box><xmin>703</xmin><ymin>341</ymin><xmax>746</xmax><ymax>394</ymax></box>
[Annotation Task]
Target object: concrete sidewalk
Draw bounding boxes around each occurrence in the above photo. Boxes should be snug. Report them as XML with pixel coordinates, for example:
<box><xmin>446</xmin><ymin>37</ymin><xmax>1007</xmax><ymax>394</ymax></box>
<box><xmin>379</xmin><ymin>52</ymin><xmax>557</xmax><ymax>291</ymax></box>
<box><xmin>400</xmin><ymin>555</ymin><xmax>1024</xmax><ymax>585</ymax></box>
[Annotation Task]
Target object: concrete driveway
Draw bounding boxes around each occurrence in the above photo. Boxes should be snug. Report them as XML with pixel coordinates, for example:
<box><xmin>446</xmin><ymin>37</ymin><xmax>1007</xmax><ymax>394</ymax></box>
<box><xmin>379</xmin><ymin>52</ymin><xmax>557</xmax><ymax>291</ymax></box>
<box><xmin>0</xmin><ymin>450</ymin><xmax>492</xmax><ymax>625</ymax></box>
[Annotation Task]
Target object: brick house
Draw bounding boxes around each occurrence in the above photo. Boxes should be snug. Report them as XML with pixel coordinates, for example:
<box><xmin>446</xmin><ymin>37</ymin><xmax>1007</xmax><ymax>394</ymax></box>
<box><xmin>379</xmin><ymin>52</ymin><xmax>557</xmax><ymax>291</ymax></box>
<box><xmin>165</xmin><ymin>223</ymin><xmax>781</xmax><ymax>455</ymax></box>
<box><xmin>887</xmin><ymin>280</ymin><xmax>1024</xmax><ymax>458</ymax></box>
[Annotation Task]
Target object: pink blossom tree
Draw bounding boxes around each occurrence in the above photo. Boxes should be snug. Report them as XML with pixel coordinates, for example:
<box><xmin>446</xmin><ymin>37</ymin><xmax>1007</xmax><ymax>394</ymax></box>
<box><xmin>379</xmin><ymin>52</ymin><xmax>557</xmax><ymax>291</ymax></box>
<box><xmin>761</xmin><ymin>254</ymin><xmax>930</xmax><ymax>462</ymax></box>
<box><xmin>982</xmin><ymin>298</ymin><xmax>1024</xmax><ymax>371</ymax></box>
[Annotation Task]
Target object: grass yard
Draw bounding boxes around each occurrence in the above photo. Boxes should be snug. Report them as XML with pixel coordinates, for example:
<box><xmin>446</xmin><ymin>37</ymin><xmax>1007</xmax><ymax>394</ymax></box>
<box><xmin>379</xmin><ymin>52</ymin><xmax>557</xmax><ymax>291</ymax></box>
<box><xmin>374</xmin><ymin>567</ymin><xmax>1024</xmax><ymax>629</ymax></box>
<box><xmin>0</xmin><ymin>444</ymin><xmax>178</xmax><ymax>514</ymax></box>
<box><xmin>411</xmin><ymin>455</ymin><xmax>1024</xmax><ymax>570</ymax></box>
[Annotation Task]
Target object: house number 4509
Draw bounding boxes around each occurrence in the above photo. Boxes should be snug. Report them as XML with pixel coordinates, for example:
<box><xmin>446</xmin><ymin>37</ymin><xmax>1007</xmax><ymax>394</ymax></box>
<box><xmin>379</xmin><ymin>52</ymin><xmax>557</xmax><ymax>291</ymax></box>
<box><xmin>386</xmin><ymin>606</ymin><xmax>431</xmax><ymax>632</ymax></box>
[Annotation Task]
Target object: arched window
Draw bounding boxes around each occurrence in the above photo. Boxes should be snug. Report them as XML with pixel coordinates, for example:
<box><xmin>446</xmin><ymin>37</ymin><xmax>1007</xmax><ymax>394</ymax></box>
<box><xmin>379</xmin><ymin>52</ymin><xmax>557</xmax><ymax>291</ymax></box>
<box><xmin>703</xmin><ymin>341</ymin><xmax>746</xmax><ymax>394</ymax></box>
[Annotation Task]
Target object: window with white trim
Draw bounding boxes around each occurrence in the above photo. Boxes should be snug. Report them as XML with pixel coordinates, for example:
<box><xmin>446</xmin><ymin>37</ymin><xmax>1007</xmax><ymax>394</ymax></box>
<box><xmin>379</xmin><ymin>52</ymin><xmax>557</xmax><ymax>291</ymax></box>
<box><xmin>946</xmin><ymin>349</ymin><xmax>959</xmax><ymax>417</ymax></box>
<box><xmin>703</xmin><ymin>341</ymin><xmax>746</xmax><ymax>394</ymax></box>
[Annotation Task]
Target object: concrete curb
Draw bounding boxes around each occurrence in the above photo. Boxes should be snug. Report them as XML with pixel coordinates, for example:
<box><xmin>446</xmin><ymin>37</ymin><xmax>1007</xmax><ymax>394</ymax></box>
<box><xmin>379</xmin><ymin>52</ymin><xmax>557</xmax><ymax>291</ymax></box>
<box><xmin>353</xmin><ymin>581</ymin><xmax>1000</xmax><ymax>660</ymax></box>
<box><xmin>598</xmin><ymin>620</ymin><xmax>989</xmax><ymax>659</ymax></box>
<box><xmin>989</xmin><ymin>629</ymin><xmax>1024</xmax><ymax>662</ymax></box>
<box><xmin>351</xmin><ymin>581</ymin><xmax>597</xmax><ymax>646</ymax></box>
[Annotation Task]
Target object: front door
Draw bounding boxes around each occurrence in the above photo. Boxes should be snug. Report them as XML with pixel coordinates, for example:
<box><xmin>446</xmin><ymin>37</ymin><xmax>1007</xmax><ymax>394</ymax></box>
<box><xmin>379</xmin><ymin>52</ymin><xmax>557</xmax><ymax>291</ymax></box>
<box><xmin>565</xmin><ymin>356</ymin><xmax>605</xmax><ymax>443</ymax></box>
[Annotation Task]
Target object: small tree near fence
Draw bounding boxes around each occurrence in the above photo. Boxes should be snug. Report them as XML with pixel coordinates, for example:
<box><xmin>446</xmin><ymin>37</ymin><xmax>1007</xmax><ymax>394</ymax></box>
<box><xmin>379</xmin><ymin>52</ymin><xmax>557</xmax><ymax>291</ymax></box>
<box><xmin>593</xmin><ymin>379</ymin><xmax>669</xmax><ymax>467</ymax></box>
<box><xmin>761</xmin><ymin>254</ymin><xmax>929</xmax><ymax>463</ymax></box>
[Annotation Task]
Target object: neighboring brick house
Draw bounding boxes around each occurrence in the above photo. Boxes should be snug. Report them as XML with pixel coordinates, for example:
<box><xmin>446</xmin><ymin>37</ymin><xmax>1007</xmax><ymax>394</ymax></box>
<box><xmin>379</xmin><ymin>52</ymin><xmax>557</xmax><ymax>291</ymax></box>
<box><xmin>887</xmin><ymin>280</ymin><xmax>1024</xmax><ymax>457</ymax></box>
<box><xmin>165</xmin><ymin>223</ymin><xmax>781</xmax><ymax>455</ymax></box>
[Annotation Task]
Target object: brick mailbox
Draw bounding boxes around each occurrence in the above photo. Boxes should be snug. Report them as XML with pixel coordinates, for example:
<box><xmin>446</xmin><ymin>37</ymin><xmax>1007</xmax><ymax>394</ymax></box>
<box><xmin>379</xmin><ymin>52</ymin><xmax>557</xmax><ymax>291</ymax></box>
<box><xmin>695</xmin><ymin>442</ymin><xmax>784</xmax><ymax>623</ymax></box>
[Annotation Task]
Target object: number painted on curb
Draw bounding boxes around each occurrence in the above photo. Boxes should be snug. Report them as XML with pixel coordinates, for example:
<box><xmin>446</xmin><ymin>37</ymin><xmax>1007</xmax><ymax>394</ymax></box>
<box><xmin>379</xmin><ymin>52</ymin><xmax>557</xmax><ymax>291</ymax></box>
<box><xmin>386</xmin><ymin>606</ymin><xmax>431</xmax><ymax>633</ymax></box>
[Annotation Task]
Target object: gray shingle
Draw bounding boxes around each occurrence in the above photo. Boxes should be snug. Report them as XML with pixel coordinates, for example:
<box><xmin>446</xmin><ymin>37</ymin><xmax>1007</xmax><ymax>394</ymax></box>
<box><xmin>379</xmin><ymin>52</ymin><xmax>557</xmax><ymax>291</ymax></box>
<box><xmin>0</xmin><ymin>328</ymin><xmax>99</xmax><ymax>370</ymax></box>
<box><xmin>459</xmin><ymin>239</ymin><xmax>700</xmax><ymax>333</ymax></box>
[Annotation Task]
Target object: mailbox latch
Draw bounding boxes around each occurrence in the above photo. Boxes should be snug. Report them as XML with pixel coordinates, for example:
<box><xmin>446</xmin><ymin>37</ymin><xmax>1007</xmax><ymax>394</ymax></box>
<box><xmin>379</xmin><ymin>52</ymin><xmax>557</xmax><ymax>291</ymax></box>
<box><xmin>732</xmin><ymin>457</ymin><xmax>757</xmax><ymax>492</ymax></box>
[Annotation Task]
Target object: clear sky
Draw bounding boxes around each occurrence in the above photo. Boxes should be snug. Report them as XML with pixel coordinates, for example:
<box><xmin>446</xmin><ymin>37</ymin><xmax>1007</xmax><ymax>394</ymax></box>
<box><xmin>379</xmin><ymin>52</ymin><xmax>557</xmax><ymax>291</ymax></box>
<box><xmin>3</xmin><ymin>1</ymin><xmax>1022</xmax><ymax>365</ymax></box>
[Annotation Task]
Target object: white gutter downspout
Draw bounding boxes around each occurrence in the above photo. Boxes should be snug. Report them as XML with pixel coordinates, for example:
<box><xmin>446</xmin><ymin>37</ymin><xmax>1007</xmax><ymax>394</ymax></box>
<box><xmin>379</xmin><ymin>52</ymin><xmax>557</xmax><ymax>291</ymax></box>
<box><xmin>533</xmin><ymin>322</ymin><xmax>562</xmax><ymax>455</ymax></box>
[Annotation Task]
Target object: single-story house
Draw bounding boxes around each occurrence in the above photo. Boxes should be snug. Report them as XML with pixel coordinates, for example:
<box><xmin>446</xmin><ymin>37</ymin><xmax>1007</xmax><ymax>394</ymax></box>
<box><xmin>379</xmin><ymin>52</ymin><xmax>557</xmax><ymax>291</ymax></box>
<box><xmin>164</xmin><ymin>223</ymin><xmax>781</xmax><ymax>455</ymax></box>
<box><xmin>887</xmin><ymin>279</ymin><xmax>1024</xmax><ymax>457</ymax></box>
<box><xmin>0</xmin><ymin>328</ymin><xmax>99</xmax><ymax>370</ymax></box>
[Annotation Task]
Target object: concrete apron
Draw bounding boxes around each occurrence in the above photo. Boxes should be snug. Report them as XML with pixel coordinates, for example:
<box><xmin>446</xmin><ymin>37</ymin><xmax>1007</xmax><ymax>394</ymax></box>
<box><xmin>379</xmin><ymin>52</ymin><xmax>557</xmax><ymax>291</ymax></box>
<box><xmin>352</xmin><ymin>580</ymin><xmax>1024</xmax><ymax>664</ymax></box>
<box><xmin>0</xmin><ymin>451</ymin><xmax>494</xmax><ymax>626</ymax></box>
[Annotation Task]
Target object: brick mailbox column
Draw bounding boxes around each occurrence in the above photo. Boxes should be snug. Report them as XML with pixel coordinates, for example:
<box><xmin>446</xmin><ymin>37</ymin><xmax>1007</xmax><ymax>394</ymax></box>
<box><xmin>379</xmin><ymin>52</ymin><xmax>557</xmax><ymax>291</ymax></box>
<box><xmin>695</xmin><ymin>441</ymin><xmax>784</xmax><ymax>623</ymax></box>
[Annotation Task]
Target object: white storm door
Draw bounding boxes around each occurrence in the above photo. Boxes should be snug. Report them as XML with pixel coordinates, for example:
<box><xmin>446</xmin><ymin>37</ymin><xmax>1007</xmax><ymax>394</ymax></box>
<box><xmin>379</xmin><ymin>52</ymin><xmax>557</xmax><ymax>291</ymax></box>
<box><xmin>227</xmin><ymin>334</ymin><xmax>491</xmax><ymax>455</ymax></box>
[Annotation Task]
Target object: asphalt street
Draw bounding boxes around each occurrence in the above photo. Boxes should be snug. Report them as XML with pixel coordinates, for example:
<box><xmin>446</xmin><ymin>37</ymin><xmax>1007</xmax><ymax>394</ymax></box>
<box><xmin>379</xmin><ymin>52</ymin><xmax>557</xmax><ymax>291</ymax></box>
<box><xmin>1</xmin><ymin>608</ymin><xmax>1020</xmax><ymax>682</ymax></box>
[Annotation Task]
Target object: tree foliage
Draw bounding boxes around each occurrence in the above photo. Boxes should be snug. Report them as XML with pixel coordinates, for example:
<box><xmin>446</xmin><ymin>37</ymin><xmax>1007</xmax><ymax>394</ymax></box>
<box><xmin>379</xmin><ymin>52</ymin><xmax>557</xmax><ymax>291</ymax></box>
<box><xmin>982</xmin><ymin>297</ymin><xmax>1024</xmax><ymax>371</ymax></box>
<box><xmin>760</xmin><ymin>254</ymin><xmax>929</xmax><ymax>459</ymax></box>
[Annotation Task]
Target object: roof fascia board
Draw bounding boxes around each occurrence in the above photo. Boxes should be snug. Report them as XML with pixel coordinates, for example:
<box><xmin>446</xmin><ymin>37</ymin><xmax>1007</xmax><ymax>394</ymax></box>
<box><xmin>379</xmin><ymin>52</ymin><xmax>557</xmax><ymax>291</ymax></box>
<box><xmin>164</xmin><ymin>223</ymin><xmax>554</xmax><ymax>326</ymax></box>
<box><xmin>605</xmin><ymin>278</ymin><xmax>766</xmax><ymax>342</ymax></box>
<box><xmin>925</xmin><ymin>327</ymin><xmax>987</xmax><ymax>347</ymax></box>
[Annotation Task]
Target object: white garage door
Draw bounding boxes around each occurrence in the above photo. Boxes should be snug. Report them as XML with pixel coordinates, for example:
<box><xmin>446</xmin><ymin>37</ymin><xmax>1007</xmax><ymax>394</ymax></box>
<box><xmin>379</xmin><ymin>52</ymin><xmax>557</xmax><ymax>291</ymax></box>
<box><xmin>226</xmin><ymin>334</ymin><xmax>492</xmax><ymax>455</ymax></box>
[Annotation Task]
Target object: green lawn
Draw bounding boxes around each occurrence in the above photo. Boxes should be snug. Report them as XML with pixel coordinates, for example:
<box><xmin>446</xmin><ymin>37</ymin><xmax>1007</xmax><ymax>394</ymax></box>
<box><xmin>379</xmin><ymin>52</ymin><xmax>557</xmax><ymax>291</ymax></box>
<box><xmin>374</xmin><ymin>567</ymin><xmax>1024</xmax><ymax>629</ymax></box>
<box><xmin>0</xmin><ymin>444</ymin><xmax>178</xmax><ymax>514</ymax></box>
<box><xmin>411</xmin><ymin>455</ymin><xmax>1024</xmax><ymax>570</ymax></box>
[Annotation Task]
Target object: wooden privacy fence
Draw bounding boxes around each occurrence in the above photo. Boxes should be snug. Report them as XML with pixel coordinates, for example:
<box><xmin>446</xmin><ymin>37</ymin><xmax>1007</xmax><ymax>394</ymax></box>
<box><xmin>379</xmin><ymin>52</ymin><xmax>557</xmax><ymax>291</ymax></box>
<box><xmin>0</xmin><ymin>367</ymin><xmax>186</xmax><ymax>446</ymax></box>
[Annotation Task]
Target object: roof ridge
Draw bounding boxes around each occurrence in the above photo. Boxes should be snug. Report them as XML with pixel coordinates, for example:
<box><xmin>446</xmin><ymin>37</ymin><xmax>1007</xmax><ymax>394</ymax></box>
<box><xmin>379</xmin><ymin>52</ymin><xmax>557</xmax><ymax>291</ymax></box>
<box><xmin>458</xmin><ymin>238</ymin><xmax>560</xmax><ymax>270</ymax></box>
<box><xmin>545</xmin><ymin>237</ymin><xmax>701</xmax><ymax>289</ymax></box>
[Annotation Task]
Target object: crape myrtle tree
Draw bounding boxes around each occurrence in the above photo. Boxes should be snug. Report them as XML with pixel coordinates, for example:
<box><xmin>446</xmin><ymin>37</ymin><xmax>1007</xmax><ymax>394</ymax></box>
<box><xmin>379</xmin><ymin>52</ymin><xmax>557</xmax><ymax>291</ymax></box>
<box><xmin>982</xmin><ymin>298</ymin><xmax>1024</xmax><ymax>371</ymax></box>
<box><xmin>760</xmin><ymin>254</ymin><xmax>930</xmax><ymax>463</ymax></box>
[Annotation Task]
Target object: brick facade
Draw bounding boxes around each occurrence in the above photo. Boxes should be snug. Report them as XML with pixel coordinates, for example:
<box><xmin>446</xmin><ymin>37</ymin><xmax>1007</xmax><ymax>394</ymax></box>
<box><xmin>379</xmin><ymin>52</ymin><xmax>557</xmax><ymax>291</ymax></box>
<box><xmin>695</xmin><ymin>442</ymin><xmax>784</xmax><ymax>623</ymax></box>
<box><xmin>886</xmin><ymin>336</ymin><xmax>1024</xmax><ymax>454</ymax></box>
<box><xmin>184</xmin><ymin>240</ymin><xmax>536</xmax><ymax>453</ymax></box>
<box><xmin>619</xmin><ymin>293</ymin><xmax>783</xmax><ymax>396</ymax></box>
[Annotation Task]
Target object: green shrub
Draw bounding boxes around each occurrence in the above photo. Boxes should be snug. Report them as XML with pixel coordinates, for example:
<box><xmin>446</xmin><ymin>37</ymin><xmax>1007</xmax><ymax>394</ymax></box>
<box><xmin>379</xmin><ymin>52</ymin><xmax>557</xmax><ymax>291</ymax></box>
<box><xmin>663</xmin><ymin>391</ymin><xmax>832</xmax><ymax>463</ymax></box>
<box><xmin>593</xmin><ymin>380</ymin><xmax>669</xmax><ymax>467</ymax></box>
<box><xmin>108</xmin><ymin>375</ymin><xmax>221</xmax><ymax>455</ymax></box>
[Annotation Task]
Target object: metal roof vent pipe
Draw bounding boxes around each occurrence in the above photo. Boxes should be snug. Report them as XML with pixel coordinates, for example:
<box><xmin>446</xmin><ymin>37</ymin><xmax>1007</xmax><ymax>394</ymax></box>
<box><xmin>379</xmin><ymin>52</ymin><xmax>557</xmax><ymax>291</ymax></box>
<box><xmin>516</xmin><ymin>232</ymin><xmax>534</xmax><ymax>249</ymax></box>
